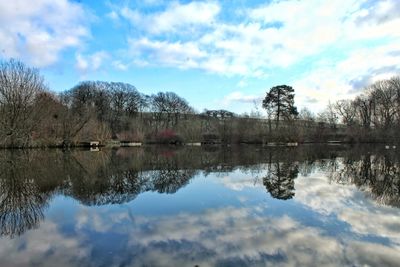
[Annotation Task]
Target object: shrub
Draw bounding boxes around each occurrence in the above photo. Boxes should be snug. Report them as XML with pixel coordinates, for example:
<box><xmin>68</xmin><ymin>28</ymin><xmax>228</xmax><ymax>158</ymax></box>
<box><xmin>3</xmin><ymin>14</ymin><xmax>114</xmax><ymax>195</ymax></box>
<box><xmin>156</xmin><ymin>129</ymin><xmax>183</xmax><ymax>145</ymax></box>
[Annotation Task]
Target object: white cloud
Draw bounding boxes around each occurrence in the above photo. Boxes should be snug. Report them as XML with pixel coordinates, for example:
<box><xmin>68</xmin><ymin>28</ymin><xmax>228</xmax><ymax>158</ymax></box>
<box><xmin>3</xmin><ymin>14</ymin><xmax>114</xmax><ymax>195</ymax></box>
<box><xmin>120</xmin><ymin>0</ymin><xmax>362</xmax><ymax>74</ymax></box>
<box><xmin>76</xmin><ymin>54</ymin><xmax>89</xmax><ymax>73</ymax></box>
<box><xmin>0</xmin><ymin>0</ymin><xmax>90</xmax><ymax>67</ymax></box>
<box><xmin>112</xmin><ymin>60</ymin><xmax>129</xmax><ymax>71</ymax></box>
<box><xmin>56</xmin><ymin>203</ymin><xmax>400</xmax><ymax>267</ymax></box>
<box><xmin>294</xmin><ymin>167</ymin><xmax>400</xmax><ymax>246</ymax></box>
<box><xmin>75</xmin><ymin>51</ymin><xmax>109</xmax><ymax>74</ymax></box>
<box><xmin>128</xmin><ymin>38</ymin><xmax>207</xmax><ymax>69</ymax></box>
<box><xmin>214</xmin><ymin>168</ymin><xmax>267</xmax><ymax>191</ymax></box>
<box><xmin>347</xmin><ymin>241</ymin><xmax>400</xmax><ymax>267</ymax></box>
<box><xmin>293</xmin><ymin>42</ymin><xmax>400</xmax><ymax>111</ymax></box>
<box><xmin>120</xmin><ymin>1</ymin><xmax>220</xmax><ymax>34</ymax></box>
<box><xmin>113</xmin><ymin>0</ymin><xmax>400</xmax><ymax>109</ymax></box>
<box><xmin>222</xmin><ymin>91</ymin><xmax>263</xmax><ymax>106</ymax></box>
<box><xmin>106</xmin><ymin>10</ymin><xmax>119</xmax><ymax>21</ymax></box>
<box><xmin>0</xmin><ymin>220</ymin><xmax>89</xmax><ymax>267</ymax></box>
<box><xmin>237</xmin><ymin>80</ymin><xmax>247</xmax><ymax>88</ymax></box>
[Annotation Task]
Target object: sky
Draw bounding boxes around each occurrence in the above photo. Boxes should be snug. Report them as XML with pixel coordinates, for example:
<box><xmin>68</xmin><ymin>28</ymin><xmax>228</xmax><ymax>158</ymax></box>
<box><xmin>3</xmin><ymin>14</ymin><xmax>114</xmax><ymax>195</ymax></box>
<box><xmin>0</xmin><ymin>0</ymin><xmax>399</xmax><ymax>114</ymax></box>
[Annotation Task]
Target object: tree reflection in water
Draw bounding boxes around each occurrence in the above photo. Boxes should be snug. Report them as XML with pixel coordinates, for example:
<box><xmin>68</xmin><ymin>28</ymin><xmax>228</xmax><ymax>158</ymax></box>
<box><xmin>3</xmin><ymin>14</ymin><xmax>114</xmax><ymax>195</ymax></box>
<box><xmin>0</xmin><ymin>148</ymin><xmax>203</xmax><ymax>237</ymax></box>
<box><xmin>0</xmin><ymin>174</ymin><xmax>47</xmax><ymax>238</ymax></box>
<box><xmin>0</xmin><ymin>152</ymin><xmax>54</xmax><ymax>238</ymax></box>
<box><xmin>263</xmin><ymin>162</ymin><xmax>299</xmax><ymax>200</ymax></box>
<box><xmin>329</xmin><ymin>152</ymin><xmax>400</xmax><ymax>207</ymax></box>
<box><xmin>1</xmin><ymin>145</ymin><xmax>400</xmax><ymax>238</ymax></box>
<box><xmin>262</xmin><ymin>149</ymin><xmax>303</xmax><ymax>200</ymax></box>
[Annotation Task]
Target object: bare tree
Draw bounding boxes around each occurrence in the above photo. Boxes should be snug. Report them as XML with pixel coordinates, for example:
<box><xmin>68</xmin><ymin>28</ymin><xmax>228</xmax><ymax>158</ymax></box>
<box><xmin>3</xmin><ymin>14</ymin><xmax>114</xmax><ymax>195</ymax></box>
<box><xmin>388</xmin><ymin>76</ymin><xmax>400</xmax><ymax>126</ymax></box>
<box><xmin>334</xmin><ymin>99</ymin><xmax>357</xmax><ymax>126</ymax></box>
<box><xmin>299</xmin><ymin>107</ymin><xmax>314</xmax><ymax>121</ymax></box>
<box><xmin>353</xmin><ymin>94</ymin><xmax>373</xmax><ymax>129</ymax></box>
<box><xmin>370</xmin><ymin>80</ymin><xmax>397</xmax><ymax>129</ymax></box>
<box><xmin>0</xmin><ymin>59</ymin><xmax>47</xmax><ymax>147</ymax></box>
<box><xmin>59</xmin><ymin>90</ymin><xmax>94</xmax><ymax>145</ymax></box>
<box><xmin>150</xmin><ymin>92</ymin><xmax>193</xmax><ymax>129</ymax></box>
<box><xmin>317</xmin><ymin>102</ymin><xmax>338</xmax><ymax>128</ymax></box>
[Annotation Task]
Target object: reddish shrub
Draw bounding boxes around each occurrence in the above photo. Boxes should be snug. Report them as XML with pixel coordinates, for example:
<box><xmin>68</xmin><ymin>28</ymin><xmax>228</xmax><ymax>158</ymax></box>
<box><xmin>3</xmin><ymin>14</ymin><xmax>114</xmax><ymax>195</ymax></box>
<box><xmin>156</xmin><ymin>129</ymin><xmax>183</xmax><ymax>145</ymax></box>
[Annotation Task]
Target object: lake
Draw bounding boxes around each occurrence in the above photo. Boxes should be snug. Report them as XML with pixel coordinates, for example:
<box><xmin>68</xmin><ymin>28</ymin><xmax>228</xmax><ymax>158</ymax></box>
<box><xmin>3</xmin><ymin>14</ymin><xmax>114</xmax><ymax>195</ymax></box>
<box><xmin>0</xmin><ymin>145</ymin><xmax>400</xmax><ymax>267</ymax></box>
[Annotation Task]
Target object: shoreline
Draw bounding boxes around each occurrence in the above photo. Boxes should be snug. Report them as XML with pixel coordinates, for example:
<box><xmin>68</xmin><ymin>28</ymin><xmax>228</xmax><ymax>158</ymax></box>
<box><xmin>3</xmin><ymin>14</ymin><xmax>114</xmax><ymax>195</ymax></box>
<box><xmin>0</xmin><ymin>141</ymin><xmax>397</xmax><ymax>150</ymax></box>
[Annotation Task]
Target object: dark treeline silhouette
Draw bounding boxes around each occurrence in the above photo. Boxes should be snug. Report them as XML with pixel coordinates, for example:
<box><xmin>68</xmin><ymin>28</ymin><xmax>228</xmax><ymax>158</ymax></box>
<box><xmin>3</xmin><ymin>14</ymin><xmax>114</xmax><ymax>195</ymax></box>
<box><xmin>1</xmin><ymin>58</ymin><xmax>400</xmax><ymax>148</ymax></box>
<box><xmin>1</xmin><ymin>145</ymin><xmax>400</xmax><ymax>238</ymax></box>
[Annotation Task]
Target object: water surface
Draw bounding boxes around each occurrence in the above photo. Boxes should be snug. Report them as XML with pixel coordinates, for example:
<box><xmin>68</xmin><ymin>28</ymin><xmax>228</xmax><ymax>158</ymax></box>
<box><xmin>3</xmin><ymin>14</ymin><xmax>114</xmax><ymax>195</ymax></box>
<box><xmin>1</xmin><ymin>145</ymin><xmax>400</xmax><ymax>266</ymax></box>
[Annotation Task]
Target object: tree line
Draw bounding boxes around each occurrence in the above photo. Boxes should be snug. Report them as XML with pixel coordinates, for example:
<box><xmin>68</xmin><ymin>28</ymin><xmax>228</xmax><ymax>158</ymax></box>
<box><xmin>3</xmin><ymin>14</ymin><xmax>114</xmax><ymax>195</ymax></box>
<box><xmin>0</xmin><ymin>59</ymin><xmax>198</xmax><ymax>147</ymax></box>
<box><xmin>296</xmin><ymin>77</ymin><xmax>400</xmax><ymax>143</ymax></box>
<box><xmin>1</xmin><ymin>58</ymin><xmax>400</xmax><ymax>148</ymax></box>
